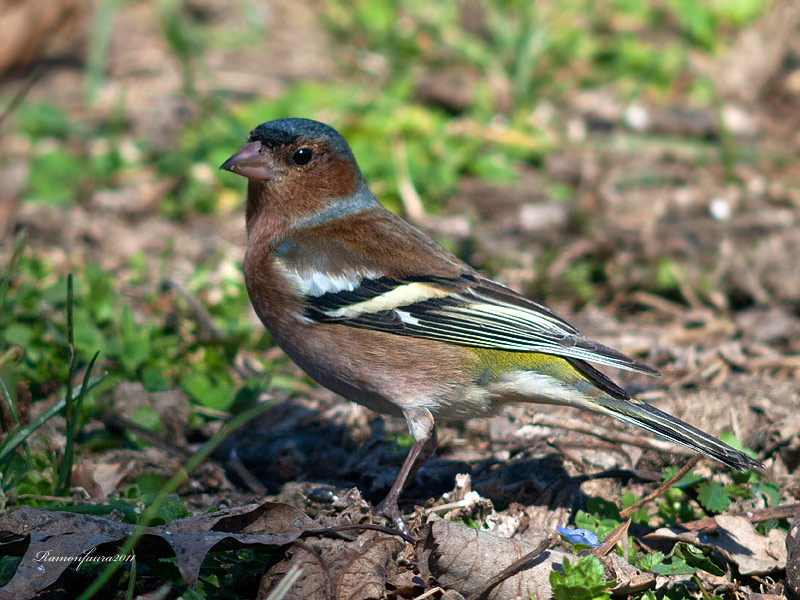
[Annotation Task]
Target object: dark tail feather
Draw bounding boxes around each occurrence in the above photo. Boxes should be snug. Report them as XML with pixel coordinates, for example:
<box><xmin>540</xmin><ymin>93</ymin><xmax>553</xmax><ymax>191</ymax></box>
<box><xmin>591</xmin><ymin>395</ymin><xmax>762</xmax><ymax>471</ymax></box>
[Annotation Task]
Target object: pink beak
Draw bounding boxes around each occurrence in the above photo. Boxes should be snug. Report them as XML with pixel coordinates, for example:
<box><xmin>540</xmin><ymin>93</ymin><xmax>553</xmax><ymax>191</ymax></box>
<box><xmin>220</xmin><ymin>141</ymin><xmax>277</xmax><ymax>180</ymax></box>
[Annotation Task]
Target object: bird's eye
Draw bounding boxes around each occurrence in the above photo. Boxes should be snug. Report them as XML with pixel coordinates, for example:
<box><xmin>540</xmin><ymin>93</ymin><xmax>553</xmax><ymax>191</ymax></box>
<box><xmin>292</xmin><ymin>148</ymin><xmax>314</xmax><ymax>166</ymax></box>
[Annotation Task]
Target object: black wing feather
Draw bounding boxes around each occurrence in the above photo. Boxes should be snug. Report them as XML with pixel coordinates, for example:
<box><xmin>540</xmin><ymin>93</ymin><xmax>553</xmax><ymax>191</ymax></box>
<box><xmin>303</xmin><ymin>274</ymin><xmax>660</xmax><ymax>376</ymax></box>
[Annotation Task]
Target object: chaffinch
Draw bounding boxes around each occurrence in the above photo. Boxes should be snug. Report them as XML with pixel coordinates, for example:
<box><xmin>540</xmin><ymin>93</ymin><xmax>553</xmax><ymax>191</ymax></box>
<box><xmin>221</xmin><ymin>118</ymin><xmax>761</xmax><ymax>530</ymax></box>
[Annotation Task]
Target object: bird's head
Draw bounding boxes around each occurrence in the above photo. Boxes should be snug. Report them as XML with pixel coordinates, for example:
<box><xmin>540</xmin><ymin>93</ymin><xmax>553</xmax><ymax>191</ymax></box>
<box><xmin>221</xmin><ymin>118</ymin><xmax>371</xmax><ymax>232</ymax></box>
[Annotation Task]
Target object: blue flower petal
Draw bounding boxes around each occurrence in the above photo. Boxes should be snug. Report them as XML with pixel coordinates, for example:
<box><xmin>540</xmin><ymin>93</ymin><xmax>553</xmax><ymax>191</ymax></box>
<box><xmin>557</xmin><ymin>526</ymin><xmax>601</xmax><ymax>548</ymax></box>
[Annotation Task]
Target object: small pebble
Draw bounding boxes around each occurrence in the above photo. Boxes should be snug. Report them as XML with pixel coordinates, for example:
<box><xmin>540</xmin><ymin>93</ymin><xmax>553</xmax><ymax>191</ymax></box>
<box><xmin>308</xmin><ymin>487</ymin><xmax>339</xmax><ymax>504</ymax></box>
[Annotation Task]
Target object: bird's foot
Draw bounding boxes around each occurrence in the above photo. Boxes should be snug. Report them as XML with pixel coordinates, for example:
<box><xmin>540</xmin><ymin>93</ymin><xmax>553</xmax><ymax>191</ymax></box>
<box><xmin>374</xmin><ymin>497</ymin><xmax>409</xmax><ymax>536</ymax></box>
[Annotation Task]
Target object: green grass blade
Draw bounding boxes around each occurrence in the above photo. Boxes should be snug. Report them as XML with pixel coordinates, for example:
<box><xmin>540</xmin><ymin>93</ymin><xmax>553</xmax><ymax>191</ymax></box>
<box><xmin>84</xmin><ymin>0</ymin><xmax>122</xmax><ymax>103</ymax></box>
<box><xmin>0</xmin><ymin>373</ymin><xmax>106</xmax><ymax>464</ymax></box>
<box><xmin>0</xmin><ymin>229</ymin><xmax>28</xmax><ymax>318</ymax></box>
<box><xmin>76</xmin><ymin>396</ymin><xmax>278</xmax><ymax>600</ymax></box>
<box><xmin>56</xmin><ymin>350</ymin><xmax>101</xmax><ymax>494</ymax></box>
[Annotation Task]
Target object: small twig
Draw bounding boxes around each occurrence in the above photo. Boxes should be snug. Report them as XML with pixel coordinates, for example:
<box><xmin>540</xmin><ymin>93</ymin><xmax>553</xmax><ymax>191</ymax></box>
<box><xmin>263</xmin><ymin>562</ymin><xmax>303</xmax><ymax>600</ymax></box>
<box><xmin>100</xmin><ymin>412</ymin><xmax>193</xmax><ymax>460</ymax></box>
<box><xmin>0</xmin><ymin>68</ymin><xmax>41</xmax><ymax>128</ymax></box>
<box><xmin>0</xmin><ymin>346</ymin><xmax>23</xmax><ymax>371</ymax></box>
<box><xmin>301</xmin><ymin>523</ymin><xmax>416</xmax><ymax>545</ymax></box>
<box><xmin>679</xmin><ymin>503</ymin><xmax>800</xmax><ymax>532</ymax></box>
<box><xmin>545</xmin><ymin>238</ymin><xmax>597</xmax><ymax>281</ymax></box>
<box><xmin>9</xmin><ymin>492</ymin><xmax>91</xmax><ymax>502</ymax></box>
<box><xmin>593</xmin><ymin>518</ymin><xmax>631</xmax><ymax>558</ymax></box>
<box><xmin>225</xmin><ymin>448</ymin><xmax>267</xmax><ymax>495</ymax></box>
<box><xmin>477</xmin><ymin>538</ymin><xmax>554</xmax><ymax>599</ymax></box>
<box><xmin>475</xmin><ymin>534</ymin><xmax>554</xmax><ymax>600</ymax></box>
<box><xmin>660</xmin><ymin>319</ymin><xmax>732</xmax><ymax>346</ymax></box>
<box><xmin>412</xmin><ymin>586</ymin><xmax>446</xmax><ymax>600</ymax></box>
<box><xmin>627</xmin><ymin>291</ymin><xmax>692</xmax><ymax>318</ymax></box>
<box><xmin>102</xmin><ymin>410</ymin><xmax>275</xmax><ymax>495</ymax></box>
<box><xmin>575</xmin><ymin>468</ymin><xmax>663</xmax><ymax>484</ymax></box>
<box><xmin>391</xmin><ymin>137</ymin><xmax>426</xmax><ymax>223</ymax></box>
<box><xmin>162</xmin><ymin>278</ymin><xmax>224</xmax><ymax>340</ymax></box>
<box><xmin>668</xmin><ymin>262</ymin><xmax>706</xmax><ymax>313</ymax></box>
<box><xmin>620</xmin><ymin>455</ymin><xmax>701</xmax><ymax>519</ymax></box>
<box><xmin>548</xmin><ymin>438</ymin><xmax>589</xmax><ymax>473</ymax></box>
<box><xmin>745</xmin><ymin>355</ymin><xmax>800</xmax><ymax>370</ymax></box>
<box><xmin>424</xmin><ymin>498</ymin><xmax>476</xmax><ymax>514</ymax></box>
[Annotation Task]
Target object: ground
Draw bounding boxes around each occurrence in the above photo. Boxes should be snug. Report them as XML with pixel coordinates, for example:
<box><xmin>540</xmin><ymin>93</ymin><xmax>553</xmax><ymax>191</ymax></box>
<box><xmin>0</xmin><ymin>1</ymin><xmax>799</xmax><ymax>598</ymax></box>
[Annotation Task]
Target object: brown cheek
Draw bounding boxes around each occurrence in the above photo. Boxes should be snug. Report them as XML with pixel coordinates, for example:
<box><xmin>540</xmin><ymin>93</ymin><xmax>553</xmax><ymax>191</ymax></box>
<box><xmin>312</xmin><ymin>155</ymin><xmax>358</xmax><ymax>199</ymax></box>
<box><xmin>281</xmin><ymin>156</ymin><xmax>358</xmax><ymax>215</ymax></box>
<box><xmin>248</xmin><ymin>152</ymin><xmax>359</xmax><ymax>232</ymax></box>
<box><xmin>296</xmin><ymin>155</ymin><xmax>356</xmax><ymax>200</ymax></box>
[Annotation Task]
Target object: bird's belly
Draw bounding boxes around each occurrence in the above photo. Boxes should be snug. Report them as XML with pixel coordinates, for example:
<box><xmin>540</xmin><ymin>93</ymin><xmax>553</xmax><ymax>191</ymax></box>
<box><xmin>266</xmin><ymin>318</ymin><xmax>497</xmax><ymax>419</ymax></box>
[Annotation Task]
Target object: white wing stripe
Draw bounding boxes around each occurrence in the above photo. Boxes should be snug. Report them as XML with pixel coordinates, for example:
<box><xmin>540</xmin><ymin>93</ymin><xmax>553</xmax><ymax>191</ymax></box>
<box><xmin>275</xmin><ymin>260</ymin><xmax>380</xmax><ymax>297</ymax></box>
<box><xmin>323</xmin><ymin>282</ymin><xmax>452</xmax><ymax>318</ymax></box>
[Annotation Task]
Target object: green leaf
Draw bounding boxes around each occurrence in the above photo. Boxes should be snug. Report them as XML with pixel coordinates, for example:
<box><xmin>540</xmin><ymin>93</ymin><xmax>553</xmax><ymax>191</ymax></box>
<box><xmin>16</xmin><ymin>101</ymin><xmax>72</xmax><ymax>140</ymax></box>
<box><xmin>754</xmin><ymin>481</ymin><xmax>780</xmax><ymax>507</ymax></box>
<box><xmin>72</xmin><ymin>308</ymin><xmax>106</xmax><ymax>354</ymax></box>
<box><xmin>675</xmin><ymin>542</ymin><xmax>724</xmax><ymax>576</ymax></box>
<box><xmin>723</xmin><ymin>483</ymin><xmax>752</xmax><ymax>500</ymax></box>
<box><xmin>180</xmin><ymin>372</ymin><xmax>234</xmax><ymax>410</ymax></box>
<box><xmin>717</xmin><ymin>431</ymin><xmax>759</xmax><ymax>462</ymax></box>
<box><xmin>3</xmin><ymin>323</ymin><xmax>31</xmax><ymax>348</ymax></box>
<box><xmin>0</xmin><ymin>556</ymin><xmax>22</xmax><ymax>587</ymax></box>
<box><xmin>637</xmin><ymin>551</ymin><xmax>664</xmax><ymax>571</ymax></box>
<box><xmin>697</xmin><ymin>480</ymin><xmax>731</xmax><ymax>513</ymax></box>
<box><xmin>663</xmin><ymin>466</ymin><xmax>703</xmax><ymax>489</ymax></box>
<box><xmin>574</xmin><ymin>498</ymin><xmax>622</xmax><ymax>540</ymax></box>
<box><xmin>620</xmin><ymin>491</ymin><xmax>649</xmax><ymax>525</ymax></box>
<box><xmin>154</xmin><ymin>494</ymin><xmax>190</xmax><ymax>524</ymax></box>
<box><xmin>648</xmin><ymin>556</ymin><xmax>696</xmax><ymax>575</ymax></box>
<box><xmin>141</xmin><ymin>366</ymin><xmax>171</xmax><ymax>391</ymax></box>
<box><xmin>550</xmin><ymin>555</ymin><xmax>614</xmax><ymax>600</ymax></box>
<box><xmin>130</xmin><ymin>405</ymin><xmax>164</xmax><ymax>434</ymax></box>
<box><xmin>118</xmin><ymin>305</ymin><xmax>151</xmax><ymax>372</ymax></box>
<box><xmin>133</xmin><ymin>472</ymin><xmax>167</xmax><ymax>505</ymax></box>
<box><xmin>27</xmin><ymin>151</ymin><xmax>85</xmax><ymax>205</ymax></box>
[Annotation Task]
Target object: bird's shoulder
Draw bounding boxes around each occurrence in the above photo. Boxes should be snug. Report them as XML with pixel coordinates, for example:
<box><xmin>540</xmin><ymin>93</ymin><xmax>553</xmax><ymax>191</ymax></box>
<box><xmin>273</xmin><ymin>206</ymin><xmax>468</xmax><ymax>282</ymax></box>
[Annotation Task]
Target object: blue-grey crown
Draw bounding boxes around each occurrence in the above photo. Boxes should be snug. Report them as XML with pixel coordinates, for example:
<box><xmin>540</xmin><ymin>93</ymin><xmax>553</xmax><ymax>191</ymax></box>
<box><xmin>248</xmin><ymin>118</ymin><xmax>354</xmax><ymax>163</ymax></box>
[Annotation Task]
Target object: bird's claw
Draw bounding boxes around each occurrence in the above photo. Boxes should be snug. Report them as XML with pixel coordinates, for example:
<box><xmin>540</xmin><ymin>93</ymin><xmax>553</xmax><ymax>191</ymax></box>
<box><xmin>374</xmin><ymin>499</ymin><xmax>410</xmax><ymax>536</ymax></box>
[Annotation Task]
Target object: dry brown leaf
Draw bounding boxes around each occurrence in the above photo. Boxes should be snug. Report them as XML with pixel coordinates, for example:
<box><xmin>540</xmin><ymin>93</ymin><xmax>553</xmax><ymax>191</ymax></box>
<box><xmin>646</xmin><ymin>515</ymin><xmax>787</xmax><ymax>575</ymax></box>
<box><xmin>416</xmin><ymin>516</ymin><xmax>652</xmax><ymax>599</ymax></box>
<box><xmin>694</xmin><ymin>0</ymin><xmax>800</xmax><ymax>102</ymax></box>
<box><xmin>417</xmin><ymin>515</ymin><xmax>558</xmax><ymax>599</ymax></box>
<box><xmin>70</xmin><ymin>459</ymin><xmax>135</xmax><ymax>499</ymax></box>
<box><xmin>0</xmin><ymin>501</ymin><xmax>318</xmax><ymax>595</ymax></box>
<box><xmin>336</xmin><ymin>535</ymin><xmax>403</xmax><ymax>600</ymax></box>
<box><xmin>258</xmin><ymin>543</ymin><xmax>329</xmax><ymax>600</ymax></box>
<box><xmin>0</xmin><ymin>0</ymin><xmax>84</xmax><ymax>73</ymax></box>
<box><xmin>783</xmin><ymin>506</ymin><xmax>800</xmax><ymax>597</ymax></box>
<box><xmin>258</xmin><ymin>533</ymin><xmax>406</xmax><ymax>600</ymax></box>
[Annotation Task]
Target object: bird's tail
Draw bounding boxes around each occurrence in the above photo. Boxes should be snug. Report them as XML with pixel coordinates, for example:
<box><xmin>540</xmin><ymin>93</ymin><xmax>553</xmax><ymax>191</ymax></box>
<box><xmin>492</xmin><ymin>354</ymin><xmax>761</xmax><ymax>471</ymax></box>
<box><xmin>589</xmin><ymin>394</ymin><xmax>762</xmax><ymax>471</ymax></box>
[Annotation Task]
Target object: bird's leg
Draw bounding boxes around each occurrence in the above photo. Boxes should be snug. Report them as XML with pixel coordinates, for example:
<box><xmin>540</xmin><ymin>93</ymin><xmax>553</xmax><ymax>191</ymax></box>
<box><xmin>374</xmin><ymin>406</ymin><xmax>437</xmax><ymax>534</ymax></box>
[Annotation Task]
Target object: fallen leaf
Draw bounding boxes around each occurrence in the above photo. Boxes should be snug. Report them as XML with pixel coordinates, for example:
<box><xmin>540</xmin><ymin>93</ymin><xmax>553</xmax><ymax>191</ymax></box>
<box><xmin>336</xmin><ymin>535</ymin><xmax>403</xmax><ymax>600</ymax></box>
<box><xmin>646</xmin><ymin>515</ymin><xmax>787</xmax><ymax>575</ymax></box>
<box><xmin>417</xmin><ymin>515</ymin><xmax>654</xmax><ymax>599</ymax></box>
<box><xmin>70</xmin><ymin>459</ymin><xmax>135</xmax><ymax>499</ymax></box>
<box><xmin>258</xmin><ymin>532</ymin><xmax>405</xmax><ymax>600</ymax></box>
<box><xmin>785</xmin><ymin>506</ymin><xmax>800</xmax><ymax>597</ymax></box>
<box><xmin>258</xmin><ymin>543</ymin><xmax>329</xmax><ymax>600</ymax></box>
<box><xmin>0</xmin><ymin>501</ymin><xmax>318</xmax><ymax>595</ymax></box>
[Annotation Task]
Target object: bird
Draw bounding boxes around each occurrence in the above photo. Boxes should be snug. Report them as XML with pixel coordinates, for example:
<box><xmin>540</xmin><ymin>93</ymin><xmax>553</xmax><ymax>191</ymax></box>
<box><xmin>220</xmin><ymin>117</ymin><xmax>762</xmax><ymax>530</ymax></box>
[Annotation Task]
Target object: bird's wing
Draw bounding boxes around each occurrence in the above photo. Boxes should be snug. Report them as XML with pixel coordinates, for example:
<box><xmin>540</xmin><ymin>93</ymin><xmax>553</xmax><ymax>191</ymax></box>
<box><xmin>300</xmin><ymin>271</ymin><xmax>660</xmax><ymax>376</ymax></box>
